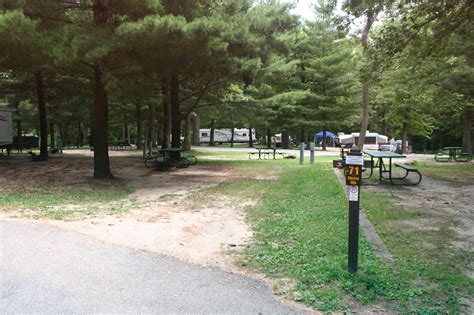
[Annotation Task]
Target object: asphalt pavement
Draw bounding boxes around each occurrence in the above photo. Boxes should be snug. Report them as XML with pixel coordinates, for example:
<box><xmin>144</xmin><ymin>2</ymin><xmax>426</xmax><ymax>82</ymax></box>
<box><xmin>0</xmin><ymin>220</ymin><xmax>309</xmax><ymax>314</ymax></box>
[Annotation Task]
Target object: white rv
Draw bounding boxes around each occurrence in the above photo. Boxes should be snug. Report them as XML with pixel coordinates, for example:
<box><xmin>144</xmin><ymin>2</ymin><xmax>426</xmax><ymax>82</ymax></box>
<box><xmin>335</xmin><ymin>131</ymin><xmax>388</xmax><ymax>150</ymax></box>
<box><xmin>199</xmin><ymin>128</ymin><xmax>256</xmax><ymax>144</ymax></box>
<box><xmin>232</xmin><ymin>128</ymin><xmax>256</xmax><ymax>143</ymax></box>
<box><xmin>199</xmin><ymin>129</ymin><xmax>231</xmax><ymax>144</ymax></box>
<box><xmin>0</xmin><ymin>108</ymin><xmax>13</xmax><ymax>146</ymax></box>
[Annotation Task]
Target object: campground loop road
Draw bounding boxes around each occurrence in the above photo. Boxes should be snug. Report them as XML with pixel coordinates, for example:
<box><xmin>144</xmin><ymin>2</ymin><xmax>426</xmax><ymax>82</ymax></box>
<box><xmin>0</xmin><ymin>220</ymin><xmax>309</xmax><ymax>314</ymax></box>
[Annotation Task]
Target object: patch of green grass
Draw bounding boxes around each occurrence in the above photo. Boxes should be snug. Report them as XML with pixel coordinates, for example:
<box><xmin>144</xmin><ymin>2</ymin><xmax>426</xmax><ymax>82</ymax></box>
<box><xmin>415</xmin><ymin>160</ymin><xmax>474</xmax><ymax>182</ymax></box>
<box><xmin>241</xmin><ymin>158</ymin><xmax>473</xmax><ymax>313</ymax></box>
<box><xmin>0</xmin><ymin>185</ymin><xmax>134</xmax><ymax>219</ymax></box>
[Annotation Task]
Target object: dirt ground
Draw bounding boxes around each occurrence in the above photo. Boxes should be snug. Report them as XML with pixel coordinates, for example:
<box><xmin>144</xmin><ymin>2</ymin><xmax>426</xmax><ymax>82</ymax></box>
<box><xmin>363</xmin><ymin>167</ymin><xmax>474</xmax><ymax>265</ymax></box>
<box><xmin>362</xmin><ymin>165</ymin><xmax>474</xmax><ymax>313</ymax></box>
<box><xmin>0</xmin><ymin>150</ymin><xmax>257</xmax><ymax>272</ymax></box>
<box><xmin>1</xmin><ymin>150</ymin><xmax>472</xmax><ymax>313</ymax></box>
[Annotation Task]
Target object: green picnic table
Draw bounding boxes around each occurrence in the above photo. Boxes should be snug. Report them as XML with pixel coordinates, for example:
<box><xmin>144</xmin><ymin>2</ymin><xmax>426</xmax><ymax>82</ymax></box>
<box><xmin>435</xmin><ymin>147</ymin><xmax>472</xmax><ymax>162</ymax></box>
<box><xmin>362</xmin><ymin>150</ymin><xmax>422</xmax><ymax>185</ymax></box>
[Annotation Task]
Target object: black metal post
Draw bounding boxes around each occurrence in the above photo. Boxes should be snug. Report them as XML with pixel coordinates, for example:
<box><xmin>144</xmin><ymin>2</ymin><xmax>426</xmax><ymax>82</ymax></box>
<box><xmin>348</xmin><ymin>186</ymin><xmax>360</xmax><ymax>273</ymax></box>
<box><xmin>345</xmin><ymin>146</ymin><xmax>363</xmax><ymax>273</ymax></box>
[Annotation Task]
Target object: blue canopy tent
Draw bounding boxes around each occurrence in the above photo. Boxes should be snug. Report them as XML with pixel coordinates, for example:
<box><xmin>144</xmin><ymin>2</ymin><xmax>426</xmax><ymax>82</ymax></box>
<box><xmin>314</xmin><ymin>131</ymin><xmax>335</xmax><ymax>149</ymax></box>
<box><xmin>314</xmin><ymin>131</ymin><xmax>335</xmax><ymax>141</ymax></box>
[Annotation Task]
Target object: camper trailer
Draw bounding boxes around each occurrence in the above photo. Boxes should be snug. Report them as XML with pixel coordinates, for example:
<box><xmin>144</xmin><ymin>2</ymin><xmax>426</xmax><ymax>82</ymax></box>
<box><xmin>0</xmin><ymin>108</ymin><xmax>13</xmax><ymax>147</ymax></box>
<box><xmin>199</xmin><ymin>129</ymin><xmax>231</xmax><ymax>144</ymax></box>
<box><xmin>199</xmin><ymin>128</ymin><xmax>256</xmax><ymax>144</ymax></box>
<box><xmin>271</xmin><ymin>134</ymin><xmax>294</xmax><ymax>147</ymax></box>
<box><xmin>335</xmin><ymin>131</ymin><xmax>388</xmax><ymax>150</ymax></box>
<box><xmin>232</xmin><ymin>128</ymin><xmax>256</xmax><ymax>143</ymax></box>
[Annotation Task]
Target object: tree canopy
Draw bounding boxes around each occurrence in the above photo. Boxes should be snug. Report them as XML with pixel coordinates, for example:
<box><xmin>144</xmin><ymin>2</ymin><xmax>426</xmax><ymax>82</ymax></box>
<box><xmin>0</xmin><ymin>0</ymin><xmax>472</xmax><ymax>176</ymax></box>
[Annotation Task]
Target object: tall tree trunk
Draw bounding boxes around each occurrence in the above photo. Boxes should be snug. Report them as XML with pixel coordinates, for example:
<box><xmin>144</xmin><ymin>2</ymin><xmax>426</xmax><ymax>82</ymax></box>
<box><xmin>462</xmin><ymin>106</ymin><xmax>473</xmax><ymax>154</ymax></box>
<box><xmin>92</xmin><ymin>64</ymin><xmax>112</xmax><ymax>178</ymax></box>
<box><xmin>14</xmin><ymin>100</ymin><xmax>22</xmax><ymax>152</ymax></box>
<box><xmin>192</xmin><ymin>113</ymin><xmax>200</xmax><ymax>145</ymax></box>
<box><xmin>266</xmin><ymin>128</ymin><xmax>272</xmax><ymax>148</ymax></box>
<box><xmin>438</xmin><ymin>129</ymin><xmax>444</xmax><ymax>150</ymax></box>
<box><xmin>35</xmin><ymin>71</ymin><xmax>48</xmax><ymax>161</ymax></box>
<box><xmin>357</xmin><ymin>10</ymin><xmax>375</xmax><ymax>150</ymax></box>
<box><xmin>123</xmin><ymin>113</ymin><xmax>129</xmax><ymax>145</ymax></box>
<box><xmin>209</xmin><ymin>120</ymin><xmax>215</xmax><ymax>146</ymax></box>
<box><xmin>282</xmin><ymin>130</ymin><xmax>289</xmax><ymax>149</ymax></box>
<box><xmin>50</xmin><ymin>122</ymin><xmax>55</xmax><ymax>150</ymax></box>
<box><xmin>161</xmin><ymin>79</ymin><xmax>171</xmax><ymax>149</ymax></box>
<box><xmin>147</xmin><ymin>102</ymin><xmax>156</xmax><ymax>154</ymax></box>
<box><xmin>77</xmin><ymin>122</ymin><xmax>84</xmax><ymax>147</ymax></box>
<box><xmin>322</xmin><ymin>129</ymin><xmax>327</xmax><ymax>151</ymax></box>
<box><xmin>92</xmin><ymin>0</ymin><xmax>112</xmax><ymax>178</ymax></box>
<box><xmin>402</xmin><ymin>121</ymin><xmax>409</xmax><ymax>154</ymax></box>
<box><xmin>248</xmin><ymin>126</ymin><xmax>254</xmax><ymax>147</ymax></box>
<box><xmin>170</xmin><ymin>73</ymin><xmax>181</xmax><ymax>150</ymax></box>
<box><xmin>135</xmin><ymin>103</ymin><xmax>142</xmax><ymax>149</ymax></box>
<box><xmin>184</xmin><ymin>114</ymin><xmax>191</xmax><ymax>151</ymax></box>
<box><xmin>59</xmin><ymin>128</ymin><xmax>64</xmax><ymax>153</ymax></box>
<box><xmin>230</xmin><ymin>127</ymin><xmax>234</xmax><ymax>148</ymax></box>
<box><xmin>299</xmin><ymin>127</ymin><xmax>305</xmax><ymax>144</ymax></box>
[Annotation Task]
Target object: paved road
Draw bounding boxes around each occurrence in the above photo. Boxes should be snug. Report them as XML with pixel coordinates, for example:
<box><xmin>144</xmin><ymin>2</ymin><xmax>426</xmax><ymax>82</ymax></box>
<box><xmin>0</xmin><ymin>220</ymin><xmax>308</xmax><ymax>314</ymax></box>
<box><xmin>192</xmin><ymin>145</ymin><xmax>338</xmax><ymax>157</ymax></box>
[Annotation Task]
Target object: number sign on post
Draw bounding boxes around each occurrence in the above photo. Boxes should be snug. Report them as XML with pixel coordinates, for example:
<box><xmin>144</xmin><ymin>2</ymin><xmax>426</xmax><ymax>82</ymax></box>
<box><xmin>345</xmin><ymin>155</ymin><xmax>363</xmax><ymax>186</ymax></box>
<box><xmin>345</xmin><ymin>146</ymin><xmax>363</xmax><ymax>273</ymax></box>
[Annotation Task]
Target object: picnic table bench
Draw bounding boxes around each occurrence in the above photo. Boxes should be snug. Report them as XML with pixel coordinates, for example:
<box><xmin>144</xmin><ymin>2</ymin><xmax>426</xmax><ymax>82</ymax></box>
<box><xmin>393</xmin><ymin>163</ymin><xmax>422</xmax><ymax>186</ymax></box>
<box><xmin>362</xmin><ymin>150</ymin><xmax>422</xmax><ymax>186</ymax></box>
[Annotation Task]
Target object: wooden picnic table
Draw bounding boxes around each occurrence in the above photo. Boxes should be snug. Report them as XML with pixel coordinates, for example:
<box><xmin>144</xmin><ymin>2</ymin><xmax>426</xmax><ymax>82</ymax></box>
<box><xmin>362</xmin><ymin>150</ymin><xmax>422</xmax><ymax>185</ymax></box>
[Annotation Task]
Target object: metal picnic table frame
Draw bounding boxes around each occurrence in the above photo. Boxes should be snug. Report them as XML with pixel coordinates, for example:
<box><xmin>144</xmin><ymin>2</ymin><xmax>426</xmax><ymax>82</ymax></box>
<box><xmin>434</xmin><ymin>147</ymin><xmax>472</xmax><ymax>162</ymax></box>
<box><xmin>362</xmin><ymin>150</ymin><xmax>421</xmax><ymax>185</ymax></box>
<box><xmin>249</xmin><ymin>147</ymin><xmax>284</xmax><ymax>160</ymax></box>
<box><xmin>144</xmin><ymin>148</ymin><xmax>197</xmax><ymax>170</ymax></box>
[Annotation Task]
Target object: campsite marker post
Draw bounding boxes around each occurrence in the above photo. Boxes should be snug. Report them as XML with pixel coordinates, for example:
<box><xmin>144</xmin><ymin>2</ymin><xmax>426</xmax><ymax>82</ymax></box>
<box><xmin>310</xmin><ymin>142</ymin><xmax>315</xmax><ymax>164</ymax></box>
<box><xmin>345</xmin><ymin>146</ymin><xmax>363</xmax><ymax>273</ymax></box>
<box><xmin>299</xmin><ymin>142</ymin><xmax>305</xmax><ymax>164</ymax></box>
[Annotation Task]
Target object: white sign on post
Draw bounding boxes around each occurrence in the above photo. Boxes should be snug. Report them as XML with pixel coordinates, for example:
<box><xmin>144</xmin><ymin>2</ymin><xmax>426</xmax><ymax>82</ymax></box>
<box><xmin>348</xmin><ymin>186</ymin><xmax>358</xmax><ymax>201</ymax></box>
<box><xmin>345</xmin><ymin>155</ymin><xmax>364</xmax><ymax>166</ymax></box>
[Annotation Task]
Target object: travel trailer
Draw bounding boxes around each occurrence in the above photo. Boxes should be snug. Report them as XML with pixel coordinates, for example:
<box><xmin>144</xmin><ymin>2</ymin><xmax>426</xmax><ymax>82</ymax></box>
<box><xmin>199</xmin><ymin>129</ymin><xmax>231</xmax><ymax>143</ymax></box>
<box><xmin>335</xmin><ymin>131</ymin><xmax>388</xmax><ymax>150</ymax></box>
<box><xmin>271</xmin><ymin>134</ymin><xmax>294</xmax><ymax>147</ymax></box>
<box><xmin>199</xmin><ymin>128</ymin><xmax>256</xmax><ymax>144</ymax></box>
<box><xmin>0</xmin><ymin>108</ymin><xmax>13</xmax><ymax>147</ymax></box>
<box><xmin>232</xmin><ymin>128</ymin><xmax>256</xmax><ymax>143</ymax></box>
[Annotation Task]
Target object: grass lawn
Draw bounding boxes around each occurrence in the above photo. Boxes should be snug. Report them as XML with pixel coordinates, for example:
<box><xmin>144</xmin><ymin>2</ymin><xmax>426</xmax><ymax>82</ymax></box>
<box><xmin>415</xmin><ymin>160</ymin><xmax>474</xmax><ymax>182</ymax></box>
<box><xmin>1</xmin><ymin>150</ymin><xmax>472</xmax><ymax>312</ymax></box>
<box><xmin>212</xmin><ymin>154</ymin><xmax>473</xmax><ymax>313</ymax></box>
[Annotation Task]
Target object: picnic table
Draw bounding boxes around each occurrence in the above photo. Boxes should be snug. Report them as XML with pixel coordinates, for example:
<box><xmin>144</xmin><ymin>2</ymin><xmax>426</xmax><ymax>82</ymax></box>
<box><xmin>144</xmin><ymin>148</ymin><xmax>197</xmax><ymax>170</ymax></box>
<box><xmin>362</xmin><ymin>150</ymin><xmax>422</xmax><ymax>185</ymax></box>
<box><xmin>435</xmin><ymin>147</ymin><xmax>472</xmax><ymax>162</ymax></box>
<box><xmin>248</xmin><ymin>148</ymin><xmax>285</xmax><ymax>160</ymax></box>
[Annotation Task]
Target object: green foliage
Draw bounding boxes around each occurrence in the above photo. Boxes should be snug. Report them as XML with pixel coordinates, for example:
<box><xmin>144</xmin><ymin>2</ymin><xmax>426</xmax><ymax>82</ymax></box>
<box><xmin>0</xmin><ymin>0</ymin><xmax>472</xmax><ymax>167</ymax></box>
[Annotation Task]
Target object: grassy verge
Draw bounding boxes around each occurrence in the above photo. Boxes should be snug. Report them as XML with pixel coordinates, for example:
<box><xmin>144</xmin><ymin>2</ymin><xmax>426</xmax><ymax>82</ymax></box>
<box><xmin>0</xmin><ymin>185</ymin><xmax>134</xmax><ymax>220</ymax></box>
<box><xmin>414</xmin><ymin>160</ymin><xmax>474</xmax><ymax>182</ymax></box>
<box><xmin>239</xmin><ymin>157</ymin><xmax>473</xmax><ymax>312</ymax></box>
